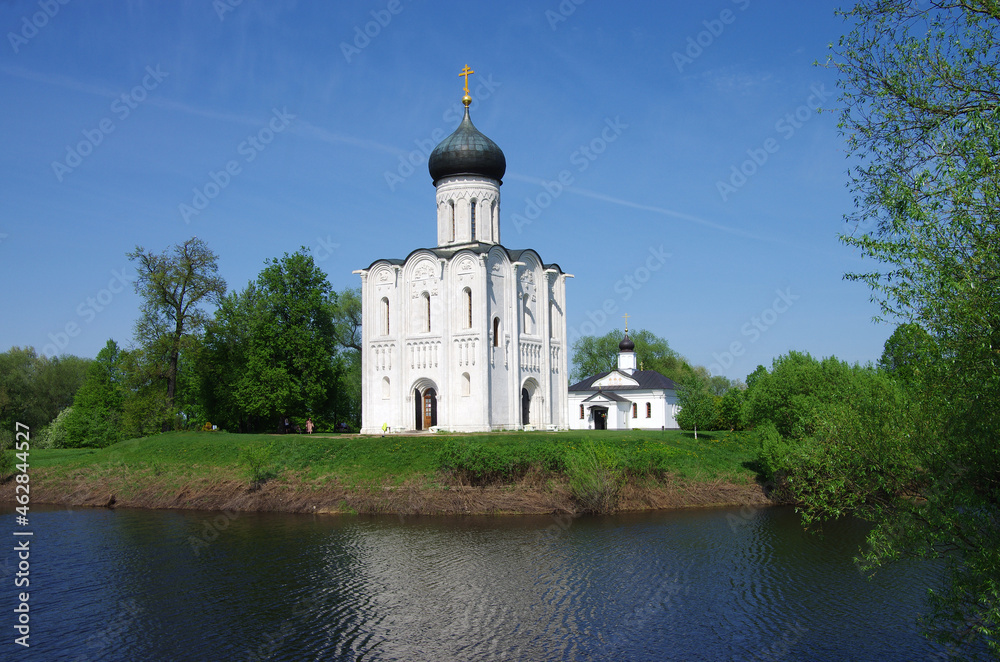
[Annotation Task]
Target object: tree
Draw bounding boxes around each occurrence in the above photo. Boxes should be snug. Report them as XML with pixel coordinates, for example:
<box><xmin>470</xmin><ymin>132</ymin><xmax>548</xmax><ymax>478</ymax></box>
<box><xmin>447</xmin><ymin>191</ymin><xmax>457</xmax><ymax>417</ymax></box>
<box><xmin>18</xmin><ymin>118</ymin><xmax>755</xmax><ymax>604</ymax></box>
<box><xmin>201</xmin><ymin>250</ymin><xmax>344</xmax><ymax>431</ymax></box>
<box><xmin>0</xmin><ymin>347</ymin><xmax>90</xmax><ymax>434</ymax></box>
<box><xmin>675</xmin><ymin>373</ymin><xmax>717</xmax><ymax>439</ymax></box>
<box><xmin>879</xmin><ymin>322</ymin><xmax>940</xmax><ymax>390</ymax></box>
<box><xmin>62</xmin><ymin>340</ymin><xmax>126</xmax><ymax>448</ymax></box>
<box><xmin>128</xmin><ymin>237</ymin><xmax>226</xmax><ymax>415</ymax></box>
<box><xmin>716</xmin><ymin>386</ymin><xmax>745</xmax><ymax>431</ymax></box>
<box><xmin>811</xmin><ymin>2</ymin><xmax>1000</xmax><ymax>652</ymax></box>
<box><xmin>571</xmin><ymin>329</ymin><xmax>693</xmax><ymax>382</ymax></box>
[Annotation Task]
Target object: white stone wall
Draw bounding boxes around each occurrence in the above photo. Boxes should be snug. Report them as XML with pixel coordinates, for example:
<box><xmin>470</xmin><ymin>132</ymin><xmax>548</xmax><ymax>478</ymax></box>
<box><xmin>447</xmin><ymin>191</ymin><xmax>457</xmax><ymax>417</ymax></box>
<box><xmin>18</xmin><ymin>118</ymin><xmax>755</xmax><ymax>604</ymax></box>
<box><xmin>360</xmin><ymin>244</ymin><xmax>570</xmax><ymax>433</ymax></box>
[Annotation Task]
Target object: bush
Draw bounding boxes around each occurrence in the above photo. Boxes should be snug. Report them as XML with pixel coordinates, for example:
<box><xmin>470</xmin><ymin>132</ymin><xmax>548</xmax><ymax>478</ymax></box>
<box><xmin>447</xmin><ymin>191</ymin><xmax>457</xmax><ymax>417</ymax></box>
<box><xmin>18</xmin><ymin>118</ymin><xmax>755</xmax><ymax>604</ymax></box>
<box><xmin>621</xmin><ymin>444</ymin><xmax>679</xmax><ymax>477</ymax></box>
<box><xmin>239</xmin><ymin>443</ymin><xmax>276</xmax><ymax>486</ymax></box>
<box><xmin>566</xmin><ymin>441</ymin><xmax>624</xmax><ymax>513</ymax></box>
<box><xmin>437</xmin><ymin>438</ymin><xmax>564</xmax><ymax>484</ymax></box>
<box><xmin>36</xmin><ymin>407</ymin><xmax>74</xmax><ymax>449</ymax></box>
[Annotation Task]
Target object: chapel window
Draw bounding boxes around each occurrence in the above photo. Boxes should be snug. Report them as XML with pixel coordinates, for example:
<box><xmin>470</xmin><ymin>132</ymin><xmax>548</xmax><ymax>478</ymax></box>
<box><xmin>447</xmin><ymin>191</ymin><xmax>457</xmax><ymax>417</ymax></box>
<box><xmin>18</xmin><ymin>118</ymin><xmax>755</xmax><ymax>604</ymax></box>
<box><xmin>463</xmin><ymin>288</ymin><xmax>472</xmax><ymax>329</ymax></box>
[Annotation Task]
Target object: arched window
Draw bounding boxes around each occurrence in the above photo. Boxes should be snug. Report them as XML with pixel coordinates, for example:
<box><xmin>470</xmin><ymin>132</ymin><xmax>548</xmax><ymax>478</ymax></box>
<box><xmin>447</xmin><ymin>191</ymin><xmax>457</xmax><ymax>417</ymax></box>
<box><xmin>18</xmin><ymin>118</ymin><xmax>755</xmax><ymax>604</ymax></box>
<box><xmin>422</xmin><ymin>292</ymin><xmax>431</xmax><ymax>333</ymax></box>
<box><xmin>450</xmin><ymin>201</ymin><xmax>456</xmax><ymax>241</ymax></box>
<box><xmin>523</xmin><ymin>293</ymin><xmax>532</xmax><ymax>334</ymax></box>
<box><xmin>470</xmin><ymin>199</ymin><xmax>477</xmax><ymax>240</ymax></box>
<box><xmin>381</xmin><ymin>297</ymin><xmax>389</xmax><ymax>335</ymax></box>
<box><xmin>462</xmin><ymin>372</ymin><xmax>471</xmax><ymax>396</ymax></box>
<box><xmin>463</xmin><ymin>288</ymin><xmax>472</xmax><ymax>329</ymax></box>
<box><xmin>493</xmin><ymin>317</ymin><xmax>500</xmax><ymax>347</ymax></box>
<box><xmin>632</xmin><ymin>403</ymin><xmax>638</xmax><ymax>419</ymax></box>
<box><xmin>646</xmin><ymin>402</ymin><xmax>652</xmax><ymax>418</ymax></box>
<box><xmin>382</xmin><ymin>377</ymin><xmax>390</xmax><ymax>400</ymax></box>
<box><xmin>491</xmin><ymin>200</ymin><xmax>498</xmax><ymax>242</ymax></box>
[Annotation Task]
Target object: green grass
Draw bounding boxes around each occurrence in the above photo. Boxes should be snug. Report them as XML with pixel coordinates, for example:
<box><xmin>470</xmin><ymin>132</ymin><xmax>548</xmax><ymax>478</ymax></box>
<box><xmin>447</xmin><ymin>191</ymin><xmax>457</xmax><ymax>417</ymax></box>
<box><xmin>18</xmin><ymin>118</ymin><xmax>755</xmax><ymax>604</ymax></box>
<box><xmin>22</xmin><ymin>429</ymin><xmax>759</xmax><ymax>487</ymax></box>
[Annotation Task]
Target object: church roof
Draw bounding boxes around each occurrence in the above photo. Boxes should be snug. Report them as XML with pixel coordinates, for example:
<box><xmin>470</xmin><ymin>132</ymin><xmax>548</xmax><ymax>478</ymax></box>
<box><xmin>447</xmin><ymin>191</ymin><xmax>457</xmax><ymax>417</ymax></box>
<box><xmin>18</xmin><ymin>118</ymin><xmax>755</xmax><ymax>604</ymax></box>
<box><xmin>428</xmin><ymin>106</ymin><xmax>506</xmax><ymax>184</ymax></box>
<box><xmin>569</xmin><ymin>369</ymin><xmax>678</xmax><ymax>392</ymax></box>
<box><xmin>362</xmin><ymin>245</ymin><xmax>564</xmax><ymax>274</ymax></box>
<box><xmin>582</xmin><ymin>391</ymin><xmax>630</xmax><ymax>403</ymax></box>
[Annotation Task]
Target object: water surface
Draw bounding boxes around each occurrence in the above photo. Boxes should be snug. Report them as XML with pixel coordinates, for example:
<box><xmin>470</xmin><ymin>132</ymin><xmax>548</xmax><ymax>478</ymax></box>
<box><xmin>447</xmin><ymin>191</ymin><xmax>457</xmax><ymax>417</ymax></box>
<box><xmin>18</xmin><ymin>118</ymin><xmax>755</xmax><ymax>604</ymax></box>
<box><xmin>0</xmin><ymin>504</ymin><xmax>954</xmax><ymax>661</ymax></box>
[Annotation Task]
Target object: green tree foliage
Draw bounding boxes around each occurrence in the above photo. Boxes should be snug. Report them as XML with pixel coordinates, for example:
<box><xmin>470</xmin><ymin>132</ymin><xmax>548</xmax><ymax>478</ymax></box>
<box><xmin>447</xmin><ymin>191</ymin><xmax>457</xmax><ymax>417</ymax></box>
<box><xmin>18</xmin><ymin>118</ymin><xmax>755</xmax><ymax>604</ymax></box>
<box><xmin>675</xmin><ymin>373</ymin><xmax>717</xmax><ymax>439</ymax></box>
<box><xmin>128</xmin><ymin>237</ymin><xmax>226</xmax><ymax>414</ymax></box>
<box><xmin>570</xmin><ymin>329</ymin><xmax>693</xmax><ymax>382</ymax></box>
<box><xmin>202</xmin><ymin>250</ymin><xmax>344</xmax><ymax>431</ymax></box>
<box><xmin>62</xmin><ymin>340</ymin><xmax>126</xmax><ymax>448</ymax></box>
<box><xmin>0</xmin><ymin>347</ymin><xmax>90</xmax><ymax>433</ymax></box>
<box><xmin>810</xmin><ymin>2</ymin><xmax>1000</xmax><ymax>652</ymax></box>
<box><xmin>716</xmin><ymin>387</ymin><xmax>745</xmax><ymax>431</ymax></box>
<box><xmin>742</xmin><ymin>351</ymin><xmax>867</xmax><ymax>440</ymax></box>
<box><xmin>879</xmin><ymin>322</ymin><xmax>940</xmax><ymax>391</ymax></box>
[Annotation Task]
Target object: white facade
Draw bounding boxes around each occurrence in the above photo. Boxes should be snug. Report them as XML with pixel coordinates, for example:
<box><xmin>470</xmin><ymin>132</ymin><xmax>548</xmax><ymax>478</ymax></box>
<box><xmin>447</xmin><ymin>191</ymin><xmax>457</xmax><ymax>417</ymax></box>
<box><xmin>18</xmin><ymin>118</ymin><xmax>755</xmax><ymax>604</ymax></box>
<box><xmin>567</xmin><ymin>342</ymin><xmax>681</xmax><ymax>430</ymax></box>
<box><xmin>356</xmin><ymin>116</ymin><xmax>571</xmax><ymax>433</ymax></box>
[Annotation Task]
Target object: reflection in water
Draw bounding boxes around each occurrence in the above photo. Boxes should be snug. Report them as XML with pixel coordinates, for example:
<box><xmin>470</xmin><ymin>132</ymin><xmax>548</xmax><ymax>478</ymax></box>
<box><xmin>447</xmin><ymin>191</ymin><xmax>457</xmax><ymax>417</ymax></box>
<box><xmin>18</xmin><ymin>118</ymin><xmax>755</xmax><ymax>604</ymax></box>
<box><xmin>0</xmin><ymin>505</ymin><xmax>956</xmax><ymax>661</ymax></box>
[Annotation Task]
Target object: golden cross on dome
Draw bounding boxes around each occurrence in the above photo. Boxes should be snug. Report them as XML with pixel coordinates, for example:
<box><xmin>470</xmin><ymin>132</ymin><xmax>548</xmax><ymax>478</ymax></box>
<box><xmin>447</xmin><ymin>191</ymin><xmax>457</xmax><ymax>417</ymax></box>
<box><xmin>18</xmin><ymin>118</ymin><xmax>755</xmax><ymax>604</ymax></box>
<box><xmin>622</xmin><ymin>313</ymin><xmax>630</xmax><ymax>333</ymax></box>
<box><xmin>459</xmin><ymin>64</ymin><xmax>475</xmax><ymax>94</ymax></box>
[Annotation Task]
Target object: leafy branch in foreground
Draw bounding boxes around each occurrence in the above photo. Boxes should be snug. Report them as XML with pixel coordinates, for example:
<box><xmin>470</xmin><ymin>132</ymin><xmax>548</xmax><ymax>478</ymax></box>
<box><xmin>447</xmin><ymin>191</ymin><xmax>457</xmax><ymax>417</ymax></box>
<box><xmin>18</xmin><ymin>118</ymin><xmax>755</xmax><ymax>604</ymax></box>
<box><xmin>809</xmin><ymin>1</ymin><xmax>1000</xmax><ymax>655</ymax></box>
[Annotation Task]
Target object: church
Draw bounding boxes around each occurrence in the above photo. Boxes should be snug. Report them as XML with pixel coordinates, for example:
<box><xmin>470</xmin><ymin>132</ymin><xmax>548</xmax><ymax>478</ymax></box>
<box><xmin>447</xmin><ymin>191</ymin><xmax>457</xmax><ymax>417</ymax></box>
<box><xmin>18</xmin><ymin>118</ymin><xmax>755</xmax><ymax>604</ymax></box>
<box><xmin>567</xmin><ymin>326</ymin><xmax>681</xmax><ymax>430</ymax></box>
<box><xmin>356</xmin><ymin>67</ymin><xmax>571</xmax><ymax>433</ymax></box>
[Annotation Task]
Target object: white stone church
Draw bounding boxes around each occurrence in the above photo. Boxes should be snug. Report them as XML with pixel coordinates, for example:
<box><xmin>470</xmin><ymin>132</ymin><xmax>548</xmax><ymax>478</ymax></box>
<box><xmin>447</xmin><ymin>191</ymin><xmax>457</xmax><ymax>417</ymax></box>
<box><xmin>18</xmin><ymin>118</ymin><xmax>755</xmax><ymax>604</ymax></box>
<box><xmin>356</xmin><ymin>77</ymin><xmax>571</xmax><ymax>433</ymax></box>
<box><xmin>567</xmin><ymin>330</ymin><xmax>681</xmax><ymax>430</ymax></box>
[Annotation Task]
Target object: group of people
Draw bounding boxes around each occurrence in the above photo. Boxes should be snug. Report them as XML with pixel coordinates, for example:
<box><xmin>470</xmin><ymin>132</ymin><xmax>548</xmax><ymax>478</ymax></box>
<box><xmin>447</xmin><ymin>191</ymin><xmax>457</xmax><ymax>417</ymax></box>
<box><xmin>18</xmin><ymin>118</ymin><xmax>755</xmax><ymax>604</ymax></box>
<box><xmin>282</xmin><ymin>417</ymin><xmax>315</xmax><ymax>434</ymax></box>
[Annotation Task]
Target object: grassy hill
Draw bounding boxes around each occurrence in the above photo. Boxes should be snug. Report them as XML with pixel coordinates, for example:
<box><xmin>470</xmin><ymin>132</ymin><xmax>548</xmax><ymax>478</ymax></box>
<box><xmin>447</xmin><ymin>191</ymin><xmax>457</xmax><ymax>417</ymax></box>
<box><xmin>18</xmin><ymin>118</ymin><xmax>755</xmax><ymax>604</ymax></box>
<box><xmin>10</xmin><ymin>429</ymin><xmax>767</xmax><ymax>515</ymax></box>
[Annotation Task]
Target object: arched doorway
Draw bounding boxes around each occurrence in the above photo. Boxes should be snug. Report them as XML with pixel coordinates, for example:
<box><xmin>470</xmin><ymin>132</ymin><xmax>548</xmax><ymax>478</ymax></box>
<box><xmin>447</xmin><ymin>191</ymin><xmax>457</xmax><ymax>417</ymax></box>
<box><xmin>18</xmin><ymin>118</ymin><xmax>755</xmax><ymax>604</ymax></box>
<box><xmin>415</xmin><ymin>387</ymin><xmax>437</xmax><ymax>430</ymax></box>
<box><xmin>521</xmin><ymin>378</ymin><xmax>541</xmax><ymax>429</ymax></box>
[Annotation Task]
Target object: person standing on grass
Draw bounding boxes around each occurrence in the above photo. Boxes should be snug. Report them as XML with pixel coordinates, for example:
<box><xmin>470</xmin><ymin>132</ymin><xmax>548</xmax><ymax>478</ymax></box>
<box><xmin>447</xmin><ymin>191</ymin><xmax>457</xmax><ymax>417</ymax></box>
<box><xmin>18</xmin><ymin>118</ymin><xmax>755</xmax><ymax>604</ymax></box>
<box><xmin>306</xmin><ymin>418</ymin><xmax>314</xmax><ymax>434</ymax></box>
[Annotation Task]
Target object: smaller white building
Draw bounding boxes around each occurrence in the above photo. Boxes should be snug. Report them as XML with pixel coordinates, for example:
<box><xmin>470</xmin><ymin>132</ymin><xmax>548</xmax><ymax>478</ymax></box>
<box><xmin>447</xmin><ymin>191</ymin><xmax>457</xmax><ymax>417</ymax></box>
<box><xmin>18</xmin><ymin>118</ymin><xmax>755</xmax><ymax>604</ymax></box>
<box><xmin>567</xmin><ymin>331</ymin><xmax>681</xmax><ymax>430</ymax></box>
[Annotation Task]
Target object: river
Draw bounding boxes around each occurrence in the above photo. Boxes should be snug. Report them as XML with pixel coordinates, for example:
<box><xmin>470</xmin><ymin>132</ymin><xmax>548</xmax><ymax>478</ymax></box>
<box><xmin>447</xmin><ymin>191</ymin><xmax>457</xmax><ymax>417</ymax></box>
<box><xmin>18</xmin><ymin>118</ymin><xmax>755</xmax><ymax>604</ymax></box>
<box><xmin>0</xmin><ymin>504</ymin><xmax>954</xmax><ymax>661</ymax></box>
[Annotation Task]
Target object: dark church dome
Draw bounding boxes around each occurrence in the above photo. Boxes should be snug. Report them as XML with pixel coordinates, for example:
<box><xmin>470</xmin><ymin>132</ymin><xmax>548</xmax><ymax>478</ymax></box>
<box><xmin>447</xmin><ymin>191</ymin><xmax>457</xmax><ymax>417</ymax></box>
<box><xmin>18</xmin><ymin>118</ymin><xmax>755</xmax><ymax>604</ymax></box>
<box><xmin>428</xmin><ymin>106</ymin><xmax>506</xmax><ymax>184</ymax></box>
<box><xmin>619</xmin><ymin>333</ymin><xmax>635</xmax><ymax>352</ymax></box>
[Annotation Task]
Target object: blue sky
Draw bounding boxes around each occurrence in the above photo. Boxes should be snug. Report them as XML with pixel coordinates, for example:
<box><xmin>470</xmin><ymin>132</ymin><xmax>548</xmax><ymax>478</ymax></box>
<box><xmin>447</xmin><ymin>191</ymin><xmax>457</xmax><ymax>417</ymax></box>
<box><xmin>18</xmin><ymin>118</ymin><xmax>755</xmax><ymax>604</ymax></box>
<box><xmin>0</xmin><ymin>0</ymin><xmax>891</xmax><ymax>381</ymax></box>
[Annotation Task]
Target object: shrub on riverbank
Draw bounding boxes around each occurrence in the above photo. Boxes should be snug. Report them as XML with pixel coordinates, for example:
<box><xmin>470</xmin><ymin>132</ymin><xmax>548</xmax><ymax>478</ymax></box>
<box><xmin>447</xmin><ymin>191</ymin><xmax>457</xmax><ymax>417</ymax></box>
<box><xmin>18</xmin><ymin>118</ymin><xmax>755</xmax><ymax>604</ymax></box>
<box><xmin>565</xmin><ymin>441</ymin><xmax>624</xmax><ymax>513</ymax></box>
